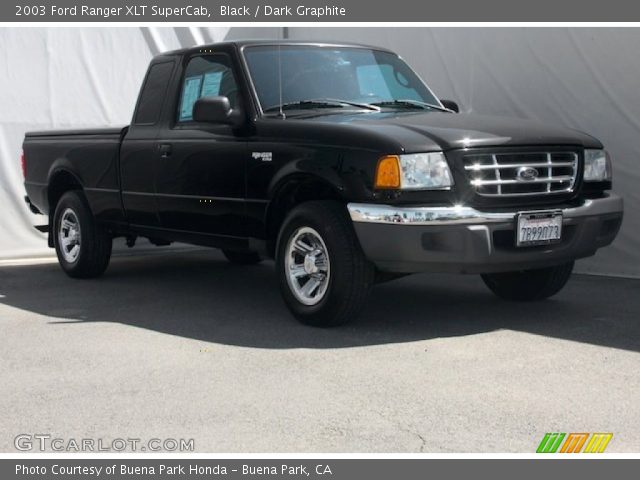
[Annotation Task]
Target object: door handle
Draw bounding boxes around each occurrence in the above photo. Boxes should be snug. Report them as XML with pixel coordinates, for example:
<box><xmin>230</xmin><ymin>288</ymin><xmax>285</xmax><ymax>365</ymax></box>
<box><xmin>158</xmin><ymin>144</ymin><xmax>172</xmax><ymax>158</ymax></box>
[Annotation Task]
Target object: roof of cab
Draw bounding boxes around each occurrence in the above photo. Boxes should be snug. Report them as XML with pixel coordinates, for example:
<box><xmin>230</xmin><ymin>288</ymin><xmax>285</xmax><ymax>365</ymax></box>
<box><xmin>158</xmin><ymin>40</ymin><xmax>395</xmax><ymax>58</ymax></box>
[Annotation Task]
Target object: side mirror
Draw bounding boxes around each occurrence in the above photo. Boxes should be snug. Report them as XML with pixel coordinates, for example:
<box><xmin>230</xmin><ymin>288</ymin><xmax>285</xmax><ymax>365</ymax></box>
<box><xmin>193</xmin><ymin>96</ymin><xmax>243</xmax><ymax>126</ymax></box>
<box><xmin>440</xmin><ymin>99</ymin><xmax>459</xmax><ymax>113</ymax></box>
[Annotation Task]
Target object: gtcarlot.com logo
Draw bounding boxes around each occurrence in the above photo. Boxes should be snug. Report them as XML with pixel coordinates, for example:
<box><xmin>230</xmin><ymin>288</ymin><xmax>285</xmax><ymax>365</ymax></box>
<box><xmin>14</xmin><ymin>434</ymin><xmax>195</xmax><ymax>452</ymax></box>
<box><xmin>536</xmin><ymin>433</ymin><xmax>613</xmax><ymax>453</ymax></box>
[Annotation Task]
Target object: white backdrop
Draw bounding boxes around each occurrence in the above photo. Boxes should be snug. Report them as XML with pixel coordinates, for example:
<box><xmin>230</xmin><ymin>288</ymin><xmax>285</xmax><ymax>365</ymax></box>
<box><xmin>0</xmin><ymin>27</ymin><xmax>638</xmax><ymax>277</ymax></box>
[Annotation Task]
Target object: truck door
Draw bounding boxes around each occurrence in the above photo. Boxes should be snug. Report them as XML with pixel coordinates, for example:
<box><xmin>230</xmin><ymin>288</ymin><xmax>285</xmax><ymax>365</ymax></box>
<box><xmin>120</xmin><ymin>59</ymin><xmax>176</xmax><ymax>228</ymax></box>
<box><xmin>154</xmin><ymin>52</ymin><xmax>247</xmax><ymax>241</ymax></box>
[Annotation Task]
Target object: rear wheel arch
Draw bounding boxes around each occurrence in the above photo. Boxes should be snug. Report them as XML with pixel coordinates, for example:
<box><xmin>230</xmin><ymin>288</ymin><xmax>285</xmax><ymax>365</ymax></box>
<box><xmin>48</xmin><ymin>169</ymin><xmax>84</xmax><ymax>214</ymax></box>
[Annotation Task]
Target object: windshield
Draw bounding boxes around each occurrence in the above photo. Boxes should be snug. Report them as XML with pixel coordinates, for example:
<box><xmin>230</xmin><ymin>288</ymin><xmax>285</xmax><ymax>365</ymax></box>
<box><xmin>243</xmin><ymin>45</ymin><xmax>441</xmax><ymax>113</ymax></box>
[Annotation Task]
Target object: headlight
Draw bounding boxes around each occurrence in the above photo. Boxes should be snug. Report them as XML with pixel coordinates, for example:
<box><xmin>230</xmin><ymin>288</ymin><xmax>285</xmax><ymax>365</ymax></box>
<box><xmin>584</xmin><ymin>149</ymin><xmax>612</xmax><ymax>182</ymax></box>
<box><xmin>374</xmin><ymin>153</ymin><xmax>454</xmax><ymax>190</ymax></box>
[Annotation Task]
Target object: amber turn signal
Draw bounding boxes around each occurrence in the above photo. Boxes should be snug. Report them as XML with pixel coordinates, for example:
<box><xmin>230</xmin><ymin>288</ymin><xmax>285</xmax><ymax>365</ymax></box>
<box><xmin>374</xmin><ymin>155</ymin><xmax>401</xmax><ymax>189</ymax></box>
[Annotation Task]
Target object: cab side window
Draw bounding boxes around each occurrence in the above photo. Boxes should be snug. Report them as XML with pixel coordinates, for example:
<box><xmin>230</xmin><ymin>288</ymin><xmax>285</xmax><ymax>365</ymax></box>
<box><xmin>177</xmin><ymin>55</ymin><xmax>239</xmax><ymax>123</ymax></box>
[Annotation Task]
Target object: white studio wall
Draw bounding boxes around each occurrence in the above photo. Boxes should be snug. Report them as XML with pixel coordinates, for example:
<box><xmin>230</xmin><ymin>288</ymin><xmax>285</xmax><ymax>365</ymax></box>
<box><xmin>0</xmin><ymin>27</ymin><xmax>637</xmax><ymax>277</ymax></box>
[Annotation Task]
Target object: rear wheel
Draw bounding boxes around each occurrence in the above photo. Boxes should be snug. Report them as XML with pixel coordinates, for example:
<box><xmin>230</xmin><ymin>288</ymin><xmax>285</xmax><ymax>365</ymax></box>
<box><xmin>53</xmin><ymin>191</ymin><xmax>112</xmax><ymax>278</ymax></box>
<box><xmin>481</xmin><ymin>261</ymin><xmax>574</xmax><ymax>301</ymax></box>
<box><xmin>222</xmin><ymin>249</ymin><xmax>262</xmax><ymax>265</ymax></box>
<box><xmin>276</xmin><ymin>201</ymin><xmax>374</xmax><ymax>327</ymax></box>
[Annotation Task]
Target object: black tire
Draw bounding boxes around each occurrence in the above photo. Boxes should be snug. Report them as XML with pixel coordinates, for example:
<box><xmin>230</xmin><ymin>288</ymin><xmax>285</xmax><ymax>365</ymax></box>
<box><xmin>53</xmin><ymin>190</ymin><xmax>112</xmax><ymax>278</ymax></box>
<box><xmin>481</xmin><ymin>261</ymin><xmax>574</xmax><ymax>301</ymax></box>
<box><xmin>276</xmin><ymin>201</ymin><xmax>375</xmax><ymax>327</ymax></box>
<box><xmin>222</xmin><ymin>249</ymin><xmax>262</xmax><ymax>265</ymax></box>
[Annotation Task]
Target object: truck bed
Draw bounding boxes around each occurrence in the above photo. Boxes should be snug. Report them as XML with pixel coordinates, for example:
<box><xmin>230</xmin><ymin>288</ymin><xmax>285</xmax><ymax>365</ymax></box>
<box><xmin>23</xmin><ymin>126</ymin><xmax>128</xmax><ymax>224</ymax></box>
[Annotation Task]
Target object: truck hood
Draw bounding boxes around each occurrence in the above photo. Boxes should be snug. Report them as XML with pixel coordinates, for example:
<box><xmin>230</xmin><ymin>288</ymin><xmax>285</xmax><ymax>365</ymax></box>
<box><xmin>301</xmin><ymin>111</ymin><xmax>602</xmax><ymax>151</ymax></box>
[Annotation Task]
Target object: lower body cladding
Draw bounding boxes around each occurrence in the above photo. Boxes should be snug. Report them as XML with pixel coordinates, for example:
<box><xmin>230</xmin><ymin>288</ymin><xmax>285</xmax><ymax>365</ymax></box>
<box><xmin>348</xmin><ymin>193</ymin><xmax>623</xmax><ymax>274</ymax></box>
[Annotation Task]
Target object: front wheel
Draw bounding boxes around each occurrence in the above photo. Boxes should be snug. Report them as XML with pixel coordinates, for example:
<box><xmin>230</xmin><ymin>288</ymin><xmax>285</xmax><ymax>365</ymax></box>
<box><xmin>481</xmin><ymin>261</ymin><xmax>574</xmax><ymax>301</ymax></box>
<box><xmin>276</xmin><ymin>201</ymin><xmax>374</xmax><ymax>327</ymax></box>
<box><xmin>53</xmin><ymin>191</ymin><xmax>112</xmax><ymax>278</ymax></box>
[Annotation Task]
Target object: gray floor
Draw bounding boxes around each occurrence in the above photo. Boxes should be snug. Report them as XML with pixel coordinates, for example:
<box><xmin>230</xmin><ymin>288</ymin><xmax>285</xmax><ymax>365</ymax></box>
<box><xmin>1</xmin><ymin>248</ymin><xmax>638</xmax><ymax>453</ymax></box>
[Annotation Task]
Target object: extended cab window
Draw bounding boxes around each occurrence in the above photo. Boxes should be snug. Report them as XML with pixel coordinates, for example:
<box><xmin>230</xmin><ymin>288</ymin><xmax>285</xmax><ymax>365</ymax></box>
<box><xmin>178</xmin><ymin>55</ymin><xmax>238</xmax><ymax>122</ymax></box>
<box><xmin>134</xmin><ymin>61</ymin><xmax>175</xmax><ymax>124</ymax></box>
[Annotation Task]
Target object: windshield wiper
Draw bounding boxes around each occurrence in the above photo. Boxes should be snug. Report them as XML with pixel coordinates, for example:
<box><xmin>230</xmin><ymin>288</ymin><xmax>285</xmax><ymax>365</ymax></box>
<box><xmin>264</xmin><ymin>98</ymin><xmax>380</xmax><ymax>114</ymax></box>
<box><xmin>370</xmin><ymin>99</ymin><xmax>450</xmax><ymax>112</ymax></box>
<box><xmin>317</xmin><ymin>98</ymin><xmax>381</xmax><ymax>111</ymax></box>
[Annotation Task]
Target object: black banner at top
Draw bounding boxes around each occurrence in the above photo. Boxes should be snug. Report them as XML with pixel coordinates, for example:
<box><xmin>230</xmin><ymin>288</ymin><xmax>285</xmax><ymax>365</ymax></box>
<box><xmin>5</xmin><ymin>0</ymin><xmax>640</xmax><ymax>22</ymax></box>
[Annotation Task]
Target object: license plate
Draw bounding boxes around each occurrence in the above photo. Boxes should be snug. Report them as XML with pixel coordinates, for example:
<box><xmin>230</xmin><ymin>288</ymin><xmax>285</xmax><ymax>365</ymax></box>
<box><xmin>516</xmin><ymin>211</ymin><xmax>563</xmax><ymax>247</ymax></box>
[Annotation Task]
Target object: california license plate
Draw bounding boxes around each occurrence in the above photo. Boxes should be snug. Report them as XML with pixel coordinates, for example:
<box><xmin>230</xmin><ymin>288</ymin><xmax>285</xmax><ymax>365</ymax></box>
<box><xmin>516</xmin><ymin>211</ymin><xmax>563</xmax><ymax>247</ymax></box>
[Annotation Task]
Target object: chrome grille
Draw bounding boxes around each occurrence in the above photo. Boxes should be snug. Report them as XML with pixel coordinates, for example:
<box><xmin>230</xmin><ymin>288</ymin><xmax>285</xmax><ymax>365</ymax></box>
<box><xmin>463</xmin><ymin>151</ymin><xmax>579</xmax><ymax>197</ymax></box>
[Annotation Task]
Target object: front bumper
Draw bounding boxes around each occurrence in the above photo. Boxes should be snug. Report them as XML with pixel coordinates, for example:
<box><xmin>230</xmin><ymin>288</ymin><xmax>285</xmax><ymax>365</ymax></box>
<box><xmin>347</xmin><ymin>193</ymin><xmax>623</xmax><ymax>274</ymax></box>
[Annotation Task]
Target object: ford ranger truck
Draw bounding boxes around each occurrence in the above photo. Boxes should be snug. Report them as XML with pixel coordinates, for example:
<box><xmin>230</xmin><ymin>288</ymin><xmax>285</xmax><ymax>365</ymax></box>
<box><xmin>22</xmin><ymin>41</ymin><xmax>624</xmax><ymax>327</ymax></box>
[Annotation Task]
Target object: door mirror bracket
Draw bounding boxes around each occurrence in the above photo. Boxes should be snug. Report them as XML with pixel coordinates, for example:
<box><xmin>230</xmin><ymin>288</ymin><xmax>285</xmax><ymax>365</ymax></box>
<box><xmin>439</xmin><ymin>99</ymin><xmax>460</xmax><ymax>113</ymax></box>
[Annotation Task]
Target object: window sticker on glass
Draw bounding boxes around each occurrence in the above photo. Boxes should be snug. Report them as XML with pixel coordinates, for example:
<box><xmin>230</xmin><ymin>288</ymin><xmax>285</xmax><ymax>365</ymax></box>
<box><xmin>201</xmin><ymin>71</ymin><xmax>223</xmax><ymax>97</ymax></box>
<box><xmin>179</xmin><ymin>76</ymin><xmax>202</xmax><ymax>121</ymax></box>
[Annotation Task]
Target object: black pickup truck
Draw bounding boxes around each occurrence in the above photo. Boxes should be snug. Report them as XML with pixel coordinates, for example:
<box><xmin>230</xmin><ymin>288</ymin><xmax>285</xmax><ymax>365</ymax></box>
<box><xmin>23</xmin><ymin>41</ymin><xmax>623</xmax><ymax>326</ymax></box>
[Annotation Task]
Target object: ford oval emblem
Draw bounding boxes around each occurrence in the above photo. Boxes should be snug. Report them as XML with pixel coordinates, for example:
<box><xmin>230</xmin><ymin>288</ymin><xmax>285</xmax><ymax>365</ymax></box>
<box><xmin>516</xmin><ymin>166</ymin><xmax>539</xmax><ymax>181</ymax></box>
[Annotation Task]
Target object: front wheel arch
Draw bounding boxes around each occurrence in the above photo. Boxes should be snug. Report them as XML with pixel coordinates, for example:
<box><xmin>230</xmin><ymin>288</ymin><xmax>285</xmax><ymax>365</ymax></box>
<box><xmin>265</xmin><ymin>175</ymin><xmax>345</xmax><ymax>258</ymax></box>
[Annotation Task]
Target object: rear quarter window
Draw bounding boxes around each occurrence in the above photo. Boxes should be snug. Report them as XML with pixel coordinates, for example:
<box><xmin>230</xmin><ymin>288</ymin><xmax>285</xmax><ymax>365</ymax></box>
<box><xmin>134</xmin><ymin>61</ymin><xmax>175</xmax><ymax>125</ymax></box>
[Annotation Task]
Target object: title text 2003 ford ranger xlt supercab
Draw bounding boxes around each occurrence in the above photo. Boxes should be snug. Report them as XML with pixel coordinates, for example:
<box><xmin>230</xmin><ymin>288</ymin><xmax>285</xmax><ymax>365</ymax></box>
<box><xmin>23</xmin><ymin>41</ymin><xmax>624</xmax><ymax>326</ymax></box>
